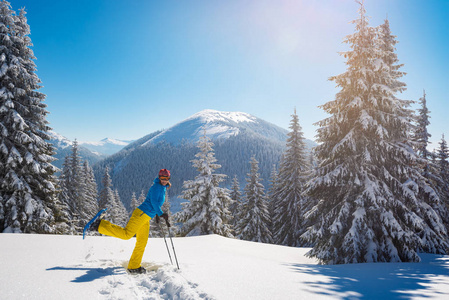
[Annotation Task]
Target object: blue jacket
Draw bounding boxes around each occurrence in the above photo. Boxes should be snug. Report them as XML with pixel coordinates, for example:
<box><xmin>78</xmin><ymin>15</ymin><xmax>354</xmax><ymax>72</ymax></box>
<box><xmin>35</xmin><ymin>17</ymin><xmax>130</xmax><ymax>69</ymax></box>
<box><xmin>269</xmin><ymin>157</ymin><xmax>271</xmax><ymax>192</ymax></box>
<box><xmin>138</xmin><ymin>178</ymin><xmax>167</xmax><ymax>218</ymax></box>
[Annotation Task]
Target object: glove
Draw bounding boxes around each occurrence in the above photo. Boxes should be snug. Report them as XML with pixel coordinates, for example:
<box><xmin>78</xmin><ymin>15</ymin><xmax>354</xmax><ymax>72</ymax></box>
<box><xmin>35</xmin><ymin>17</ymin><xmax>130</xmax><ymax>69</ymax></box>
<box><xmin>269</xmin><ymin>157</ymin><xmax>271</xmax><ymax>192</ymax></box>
<box><xmin>160</xmin><ymin>213</ymin><xmax>170</xmax><ymax>227</ymax></box>
<box><xmin>155</xmin><ymin>214</ymin><xmax>160</xmax><ymax>224</ymax></box>
<box><xmin>160</xmin><ymin>213</ymin><xmax>169</xmax><ymax>221</ymax></box>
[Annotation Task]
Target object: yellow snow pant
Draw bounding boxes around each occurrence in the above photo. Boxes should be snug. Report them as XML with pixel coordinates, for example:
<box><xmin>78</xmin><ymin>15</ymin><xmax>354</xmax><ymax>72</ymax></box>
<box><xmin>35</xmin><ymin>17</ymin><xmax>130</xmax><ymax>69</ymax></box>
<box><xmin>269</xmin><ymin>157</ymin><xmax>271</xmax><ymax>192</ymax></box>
<box><xmin>98</xmin><ymin>208</ymin><xmax>151</xmax><ymax>270</ymax></box>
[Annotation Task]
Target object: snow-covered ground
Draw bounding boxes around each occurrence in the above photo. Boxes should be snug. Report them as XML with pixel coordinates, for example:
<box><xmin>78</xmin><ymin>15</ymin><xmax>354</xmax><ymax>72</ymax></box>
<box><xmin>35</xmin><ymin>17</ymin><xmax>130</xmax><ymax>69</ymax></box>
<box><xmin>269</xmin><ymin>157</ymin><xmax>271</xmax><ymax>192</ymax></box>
<box><xmin>1</xmin><ymin>233</ymin><xmax>449</xmax><ymax>300</ymax></box>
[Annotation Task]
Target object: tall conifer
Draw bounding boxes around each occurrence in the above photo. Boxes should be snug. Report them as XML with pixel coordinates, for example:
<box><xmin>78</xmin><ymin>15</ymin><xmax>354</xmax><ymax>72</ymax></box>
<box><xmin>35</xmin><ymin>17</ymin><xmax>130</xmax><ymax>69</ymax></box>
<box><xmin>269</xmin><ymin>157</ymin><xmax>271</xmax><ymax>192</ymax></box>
<box><xmin>98</xmin><ymin>167</ymin><xmax>115</xmax><ymax>211</ymax></box>
<box><xmin>272</xmin><ymin>109</ymin><xmax>310</xmax><ymax>246</ymax></box>
<box><xmin>81</xmin><ymin>161</ymin><xmax>99</xmax><ymax>221</ymax></box>
<box><xmin>176</xmin><ymin>132</ymin><xmax>233</xmax><ymax>237</ymax></box>
<box><xmin>414</xmin><ymin>91</ymin><xmax>432</xmax><ymax>177</ymax></box>
<box><xmin>0</xmin><ymin>2</ymin><xmax>58</xmax><ymax>233</ymax></box>
<box><xmin>237</xmin><ymin>156</ymin><xmax>272</xmax><ymax>243</ymax></box>
<box><xmin>302</xmin><ymin>3</ymin><xmax>447</xmax><ymax>264</ymax></box>
<box><xmin>229</xmin><ymin>175</ymin><xmax>242</xmax><ymax>227</ymax></box>
<box><xmin>437</xmin><ymin>134</ymin><xmax>449</xmax><ymax>230</ymax></box>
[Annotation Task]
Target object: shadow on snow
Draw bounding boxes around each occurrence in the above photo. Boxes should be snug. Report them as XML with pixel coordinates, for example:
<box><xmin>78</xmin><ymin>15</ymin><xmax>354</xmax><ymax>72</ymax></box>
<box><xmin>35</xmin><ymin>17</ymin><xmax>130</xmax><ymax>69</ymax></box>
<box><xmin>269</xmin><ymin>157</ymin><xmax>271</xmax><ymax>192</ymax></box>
<box><xmin>288</xmin><ymin>254</ymin><xmax>449</xmax><ymax>299</ymax></box>
<box><xmin>46</xmin><ymin>265</ymin><xmax>122</xmax><ymax>283</ymax></box>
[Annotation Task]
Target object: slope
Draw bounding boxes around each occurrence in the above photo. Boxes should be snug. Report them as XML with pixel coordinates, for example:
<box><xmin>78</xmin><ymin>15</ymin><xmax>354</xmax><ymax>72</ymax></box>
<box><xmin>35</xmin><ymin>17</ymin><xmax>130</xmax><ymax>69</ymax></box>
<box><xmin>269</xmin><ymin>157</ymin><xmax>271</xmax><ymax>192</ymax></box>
<box><xmin>1</xmin><ymin>233</ymin><xmax>449</xmax><ymax>300</ymax></box>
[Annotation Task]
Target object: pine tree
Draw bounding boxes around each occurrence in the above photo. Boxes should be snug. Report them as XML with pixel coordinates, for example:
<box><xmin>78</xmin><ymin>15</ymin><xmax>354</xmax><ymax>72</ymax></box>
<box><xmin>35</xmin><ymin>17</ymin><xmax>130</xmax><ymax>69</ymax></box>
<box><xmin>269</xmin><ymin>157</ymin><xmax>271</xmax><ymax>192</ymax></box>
<box><xmin>138</xmin><ymin>190</ymin><xmax>146</xmax><ymax>207</ymax></box>
<box><xmin>414</xmin><ymin>90</ymin><xmax>432</xmax><ymax>177</ymax></box>
<box><xmin>438</xmin><ymin>135</ymin><xmax>449</xmax><ymax>186</ymax></box>
<box><xmin>175</xmin><ymin>132</ymin><xmax>233</xmax><ymax>237</ymax></box>
<box><xmin>302</xmin><ymin>3</ymin><xmax>447</xmax><ymax>264</ymax></box>
<box><xmin>68</xmin><ymin>140</ymin><xmax>83</xmax><ymax>219</ymax></box>
<box><xmin>51</xmin><ymin>185</ymin><xmax>72</xmax><ymax>234</ymax></box>
<box><xmin>129</xmin><ymin>192</ymin><xmax>139</xmax><ymax>216</ymax></box>
<box><xmin>437</xmin><ymin>134</ymin><xmax>449</xmax><ymax>229</ymax></box>
<box><xmin>112</xmin><ymin>189</ymin><xmax>128</xmax><ymax>226</ymax></box>
<box><xmin>237</xmin><ymin>156</ymin><xmax>272</xmax><ymax>243</ymax></box>
<box><xmin>58</xmin><ymin>154</ymin><xmax>77</xmax><ymax>231</ymax></box>
<box><xmin>229</xmin><ymin>175</ymin><xmax>242</xmax><ymax>227</ymax></box>
<box><xmin>98</xmin><ymin>167</ymin><xmax>116</xmax><ymax>213</ymax></box>
<box><xmin>272</xmin><ymin>109</ymin><xmax>310</xmax><ymax>246</ymax></box>
<box><xmin>81</xmin><ymin>161</ymin><xmax>98</xmax><ymax>221</ymax></box>
<box><xmin>0</xmin><ymin>2</ymin><xmax>58</xmax><ymax>233</ymax></box>
<box><xmin>268</xmin><ymin>165</ymin><xmax>279</xmax><ymax>200</ymax></box>
<box><xmin>57</xmin><ymin>145</ymin><xmax>99</xmax><ymax>232</ymax></box>
<box><xmin>267</xmin><ymin>165</ymin><xmax>279</xmax><ymax>236</ymax></box>
<box><xmin>410</xmin><ymin>90</ymin><xmax>448</xmax><ymax>237</ymax></box>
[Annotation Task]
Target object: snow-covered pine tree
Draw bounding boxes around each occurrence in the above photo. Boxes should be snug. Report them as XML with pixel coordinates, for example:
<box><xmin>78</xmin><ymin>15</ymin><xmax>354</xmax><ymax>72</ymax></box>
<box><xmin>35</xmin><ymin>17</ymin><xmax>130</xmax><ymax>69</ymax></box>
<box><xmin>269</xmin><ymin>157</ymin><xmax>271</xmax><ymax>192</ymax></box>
<box><xmin>175</xmin><ymin>132</ymin><xmax>233</xmax><ymax>237</ymax></box>
<box><xmin>411</xmin><ymin>92</ymin><xmax>448</xmax><ymax>231</ymax></box>
<box><xmin>0</xmin><ymin>2</ymin><xmax>58</xmax><ymax>233</ymax></box>
<box><xmin>267</xmin><ymin>165</ymin><xmax>279</xmax><ymax>205</ymax></box>
<box><xmin>68</xmin><ymin>140</ymin><xmax>83</xmax><ymax>217</ymax></box>
<box><xmin>229</xmin><ymin>175</ymin><xmax>242</xmax><ymax>227</ymax></box>
<box><xmin>267</xmin><ymin>165</ymin><xmax>279</xmax><ymax>236</ymax></box>
<box><xmin>58</xmin><ymin>145</ymin><xmax>99</xmax><ymax>232</ymax></box>
<box><xmin>138</xmin><ymin>190</ymin><xmax>146</xmax><ymax>207</ymax></box>
<box><xmin>51</xmin><ymin>187</ymin><xmax>72</xmax><ymax>234</ymax></box>
<box><xmin>414</xmin><ymin>90</ymin><xmax>432</xmax><ymax>177</ymax></box>
<box><xmin>437</xmin><ymin>134</ymin><xmax>449</xmax><ymax>229</ymax></box>
<box><xmin>129</xmin><ymin>192</ymin><xmax>138</xmax><ymax>216</ymax></box>
<box><xmin>81</xmin><ymin>161</ymin><xmax>98</xmax><ymax>221</ymax></box>
<box><xmin>236</xmin><ymin>156</ymin><xmax>272</xmax><ymax>243</ymax></box>
<box><xmin>98</xmin><ymin>166</ymin><xmax>116</xmax><ymax>212</ymax></box>
<box><xmin>271</xmin><ymin>109</ymin><xmax>310</xmax><ymax>246</ymax></box>
<box><xmin>58</xmin><ymin>154</ymin><xmax>77</xmax><ymax>231</ymax></box>
<box><xmin>112</xmin><ymin>189</ymin><xmax>128</xmax><ymax>226</ymax></box>
<box><xmin>438</xmin><ymin>135</ymin><xmax>449</xmax><ymax>188</ymax></box>
<box><xmin>302</xmin><ymin>3</ymin><xmax>447</xmax><ymax>264</ymax></box>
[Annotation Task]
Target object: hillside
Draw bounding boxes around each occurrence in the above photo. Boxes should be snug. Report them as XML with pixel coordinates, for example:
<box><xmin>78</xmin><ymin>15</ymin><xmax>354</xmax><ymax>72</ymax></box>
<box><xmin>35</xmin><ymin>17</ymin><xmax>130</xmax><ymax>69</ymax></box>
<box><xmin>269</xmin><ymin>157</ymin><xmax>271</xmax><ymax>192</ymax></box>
<box><xmin>92</xmin><ymin>109</ymin><xmax>316</xmax><ymax>209</ymax></box>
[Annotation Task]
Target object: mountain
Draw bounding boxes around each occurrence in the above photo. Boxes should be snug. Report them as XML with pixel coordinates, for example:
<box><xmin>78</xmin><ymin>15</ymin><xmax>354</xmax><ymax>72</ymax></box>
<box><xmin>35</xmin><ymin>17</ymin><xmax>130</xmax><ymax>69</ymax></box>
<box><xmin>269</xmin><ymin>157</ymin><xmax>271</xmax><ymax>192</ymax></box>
<box><xmin>142</xmin><ymin>109</ymin><xmax>289</xmax><ymax>146</ymax></box>
<box><xmin>47</xmin><ymin>131</ymin><xmax>106</xmax><ymax>170</ymax></box>
<box><xmin>79</xmin><ymin>138</ymin><xmax>133</xmax><ymax>156</ymax></box>
<box><xmin>47</xmin><ymin>132</ymin><xmax>133</xmax><ymax>170</ymax></box>
<box><xmin>93</xmin><ymin>109</ymin><xmax>316</xmax><ymax>210</ymax></box>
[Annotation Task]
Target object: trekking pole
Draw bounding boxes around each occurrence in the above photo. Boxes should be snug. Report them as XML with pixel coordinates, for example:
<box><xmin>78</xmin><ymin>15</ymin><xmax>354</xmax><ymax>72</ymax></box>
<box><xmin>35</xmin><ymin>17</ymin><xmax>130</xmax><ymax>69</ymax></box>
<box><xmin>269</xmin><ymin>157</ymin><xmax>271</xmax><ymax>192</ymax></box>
<box><xmin>165</xmin><ymin>219</ymin><xmax>180</xmax><ymax>270</ymax></box>
<box><xmin>159</xmin><ymin>221</ymin><xmax>173</xmax><ymax>265</ymax></box>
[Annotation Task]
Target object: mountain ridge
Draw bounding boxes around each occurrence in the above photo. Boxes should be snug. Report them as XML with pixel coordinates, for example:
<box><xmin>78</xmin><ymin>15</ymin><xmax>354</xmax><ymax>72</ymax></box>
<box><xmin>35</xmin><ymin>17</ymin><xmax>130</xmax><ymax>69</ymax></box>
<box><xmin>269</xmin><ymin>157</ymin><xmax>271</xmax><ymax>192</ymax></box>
<box><xmin>92</xmin><ymin>109</ymin><xmax>316</xmax><ymax>210</ymax></box>
<box><xmin>141</xmin><ymin>109</ymin><xmax>290</xmax><ymax>147</ymax></box>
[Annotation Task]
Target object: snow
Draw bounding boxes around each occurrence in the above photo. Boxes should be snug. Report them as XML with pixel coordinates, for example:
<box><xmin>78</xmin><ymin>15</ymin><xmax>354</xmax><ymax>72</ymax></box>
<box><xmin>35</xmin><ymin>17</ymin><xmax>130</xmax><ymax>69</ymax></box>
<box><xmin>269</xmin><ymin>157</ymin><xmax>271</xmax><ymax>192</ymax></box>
<box><xmin>197</xmin><ymin>124</ymin><xmax>239</xmax><ymax>139</ymax></box>
<box><xmin>189</xmin><ymin>109</ymin><xmax>256</xmax><ymax>124</ymax></box>
<box><xmin>81</xmin><ymin>138</ymin><xmax>130</xmax><ymax>147</ymax></box>
<box><xmin>47</xmin><ymin>131</ymin><xmax>132</xmax><ymax>156</ymax></box>
<box><xmin>47</xmin><ymin>130</ymin><xmax>72</xmax><ymax>149</ymax></box>
<box><xmin>141</xmin><ymin>109</ymin><xmax>270</xmax><ymax>147</ymax></box>
<box><xmin>1</xmin><ymin>234</ymin><xmax>449</xmax><ymax>300</ymax></box>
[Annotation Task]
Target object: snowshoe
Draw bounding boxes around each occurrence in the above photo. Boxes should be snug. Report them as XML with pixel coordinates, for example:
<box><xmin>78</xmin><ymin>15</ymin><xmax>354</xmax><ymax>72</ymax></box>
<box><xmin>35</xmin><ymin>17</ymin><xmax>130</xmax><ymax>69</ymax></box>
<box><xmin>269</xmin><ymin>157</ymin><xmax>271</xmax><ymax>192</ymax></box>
<box><xmin>127</xmin><ymin>266</ymin><xmax>147</xmax><ymax>275</ymax></box>
<box><xmin>82</xmin><ymin>208</ymin><xmax>107</xmax><ymax>239</ymax></box>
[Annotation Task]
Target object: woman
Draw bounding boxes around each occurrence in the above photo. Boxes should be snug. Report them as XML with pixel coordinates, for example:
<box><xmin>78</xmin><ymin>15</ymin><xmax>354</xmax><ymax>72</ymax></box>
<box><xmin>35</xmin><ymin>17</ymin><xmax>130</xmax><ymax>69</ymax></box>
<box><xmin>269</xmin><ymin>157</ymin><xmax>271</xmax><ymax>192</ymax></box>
<box><xmin>88</xmin><ymin>169</ymin><xmax>171</xmax><ymax>274</ymax></box>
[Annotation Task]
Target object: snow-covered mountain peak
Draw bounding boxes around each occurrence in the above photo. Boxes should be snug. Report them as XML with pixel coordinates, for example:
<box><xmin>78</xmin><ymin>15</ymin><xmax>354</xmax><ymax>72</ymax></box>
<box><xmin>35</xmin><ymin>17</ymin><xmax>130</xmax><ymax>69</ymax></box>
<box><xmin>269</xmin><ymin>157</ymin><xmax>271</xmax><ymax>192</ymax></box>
<box><xmin>142</xmin><ymin>109</ymin><xmax>285</xmax><ymax>146</ymax></box>
<box><xmin>48</xmin><ymin>131</ymin><xmax>132</xmax><ymax>158</ymax></box>
<box><xmin>84</xmin><ymin>138</ymin><xmax>130</xmax><ymax>147</ymax></box>
<box><xmin>79</xmin><ymin>138</ymin><xmax>133</xmax><ymax>155</ymax></box>
<box><xmin>47</xmin><ymin>130</ymin><xmax>72</xmax><ymax>149</ymax></box>
<box><xmin>189</xmin><ymin>109</ymin><xmax>256</xmax><ymax>124</ymax></box>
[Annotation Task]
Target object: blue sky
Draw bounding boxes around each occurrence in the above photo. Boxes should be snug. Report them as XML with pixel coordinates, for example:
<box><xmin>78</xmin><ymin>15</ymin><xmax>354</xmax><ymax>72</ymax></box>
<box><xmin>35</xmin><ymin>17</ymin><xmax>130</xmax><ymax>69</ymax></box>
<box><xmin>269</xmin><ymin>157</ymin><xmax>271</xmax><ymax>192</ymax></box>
<box><xmin>9</xmin><ymin>0</ymin><xmax>449</xmax><ymax>148</ymax></box>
